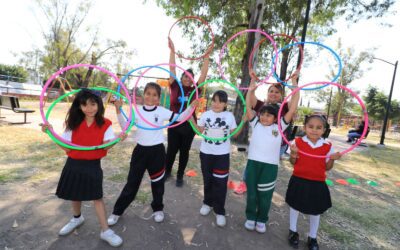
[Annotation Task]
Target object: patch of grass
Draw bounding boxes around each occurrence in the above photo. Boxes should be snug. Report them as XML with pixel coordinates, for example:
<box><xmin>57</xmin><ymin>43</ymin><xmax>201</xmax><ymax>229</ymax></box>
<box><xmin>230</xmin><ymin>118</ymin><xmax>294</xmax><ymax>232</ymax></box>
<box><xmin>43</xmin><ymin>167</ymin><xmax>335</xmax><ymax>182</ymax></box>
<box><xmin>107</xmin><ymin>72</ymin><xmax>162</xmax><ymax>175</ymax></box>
<box><xmin>320</xmin><ymin>221</ymin><xmax>357</xmax><ymax>246</ymax></box>
<box><xmin>136</xmin><ymin>190</ymin><xmax>150</xmax><ymax>204</ymax></box>
<box><xmin>107</xmin><ymin>173</ymin><xmax>128</xmax><ymax>182</ymax></box>
<box><xmin>0</xmin><ymin>168</ymin><xmax>26</xmax><ymax>183</ymax></box>
<box><xmin>0</xmin><ymin>127</ymin><xmax>64</xmax><ymax>183</ymax></box>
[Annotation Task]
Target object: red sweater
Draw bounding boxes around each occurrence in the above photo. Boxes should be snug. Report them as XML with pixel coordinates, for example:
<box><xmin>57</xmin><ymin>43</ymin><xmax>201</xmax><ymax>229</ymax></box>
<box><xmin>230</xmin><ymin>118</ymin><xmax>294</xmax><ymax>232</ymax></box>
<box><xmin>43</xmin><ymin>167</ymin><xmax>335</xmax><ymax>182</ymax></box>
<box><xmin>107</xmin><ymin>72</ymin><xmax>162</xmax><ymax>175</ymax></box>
<box><xmin>293</xmin><ymin>137</ymin><xmax>332</xmax><ymax>181</ymax></box>
<box><xmin>67</xmin><ymin>119</ymin><xmax>112</xmax><ymax>160</ymax></box>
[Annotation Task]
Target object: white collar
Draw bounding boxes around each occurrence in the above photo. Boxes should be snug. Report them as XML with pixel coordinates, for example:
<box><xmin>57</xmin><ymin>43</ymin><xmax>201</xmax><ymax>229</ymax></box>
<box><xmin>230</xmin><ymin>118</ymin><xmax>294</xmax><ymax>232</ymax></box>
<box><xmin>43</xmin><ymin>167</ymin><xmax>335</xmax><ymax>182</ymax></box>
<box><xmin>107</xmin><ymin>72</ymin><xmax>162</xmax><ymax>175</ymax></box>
<box><xmin>301</xmin><ymin>136</ymin><xmax>330</xmax><ymax>149</ymax></box>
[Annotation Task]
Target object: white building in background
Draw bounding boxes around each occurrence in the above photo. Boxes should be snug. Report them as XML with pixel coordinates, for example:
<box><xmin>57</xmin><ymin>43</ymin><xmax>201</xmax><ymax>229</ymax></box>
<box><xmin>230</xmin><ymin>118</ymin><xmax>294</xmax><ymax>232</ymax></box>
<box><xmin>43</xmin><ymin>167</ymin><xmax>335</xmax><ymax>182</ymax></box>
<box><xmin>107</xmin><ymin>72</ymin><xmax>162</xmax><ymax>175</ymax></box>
<box><xmin>0</xmin><ymin>69</ymin><xmax>43</xmax><ymax>96</ymax></box>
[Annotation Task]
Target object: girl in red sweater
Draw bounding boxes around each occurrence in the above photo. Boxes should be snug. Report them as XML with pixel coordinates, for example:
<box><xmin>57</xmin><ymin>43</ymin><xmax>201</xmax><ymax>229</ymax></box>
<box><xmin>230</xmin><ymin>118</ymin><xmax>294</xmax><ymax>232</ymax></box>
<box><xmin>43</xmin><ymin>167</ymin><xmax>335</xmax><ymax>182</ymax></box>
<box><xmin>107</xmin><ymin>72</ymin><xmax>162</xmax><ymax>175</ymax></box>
<box><xmin>40</xmin><ymin>89</ymin><xmax>126</xmax><ymax>247</ymax></box>
<box><xmin>286</xmin><ymin>115</ymin><xmax>341</xmax><ymax>250</ymax></box>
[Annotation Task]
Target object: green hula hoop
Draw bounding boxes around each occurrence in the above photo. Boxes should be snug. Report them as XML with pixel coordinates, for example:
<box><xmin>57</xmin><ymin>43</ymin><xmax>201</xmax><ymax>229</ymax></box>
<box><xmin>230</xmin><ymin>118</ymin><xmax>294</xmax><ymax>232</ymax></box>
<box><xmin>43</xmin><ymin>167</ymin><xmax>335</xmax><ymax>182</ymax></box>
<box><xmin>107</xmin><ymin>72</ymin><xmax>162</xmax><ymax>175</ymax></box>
<box><xmin>45</xmin><ymin>87</ymin><xmax>135</xmax><ymax>150</ymax></box>
<box><xmin>187</xmin><ymin>79</ymin><xmax>246</xmax><ymax>142</ymax></box>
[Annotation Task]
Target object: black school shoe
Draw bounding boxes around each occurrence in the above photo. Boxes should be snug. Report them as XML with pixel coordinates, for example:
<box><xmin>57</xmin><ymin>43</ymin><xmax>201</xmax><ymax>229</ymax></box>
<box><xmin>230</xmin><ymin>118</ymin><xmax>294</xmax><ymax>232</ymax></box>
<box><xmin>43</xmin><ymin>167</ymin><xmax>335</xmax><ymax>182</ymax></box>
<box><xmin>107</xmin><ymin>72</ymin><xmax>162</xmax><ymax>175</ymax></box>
<box><xmin>307</xmin><ymin>237</ymin><xmax>319</xmax><ymax>250</ymax></box>
<box><xmin>288</xmin><ymin>230</ymin><xmax>299</xmax><ymax>248</ymax></box>
<box><xmin>176</xmin><ymin>178</ymin><xmax>184</xmax><ymax>187</ymax></box>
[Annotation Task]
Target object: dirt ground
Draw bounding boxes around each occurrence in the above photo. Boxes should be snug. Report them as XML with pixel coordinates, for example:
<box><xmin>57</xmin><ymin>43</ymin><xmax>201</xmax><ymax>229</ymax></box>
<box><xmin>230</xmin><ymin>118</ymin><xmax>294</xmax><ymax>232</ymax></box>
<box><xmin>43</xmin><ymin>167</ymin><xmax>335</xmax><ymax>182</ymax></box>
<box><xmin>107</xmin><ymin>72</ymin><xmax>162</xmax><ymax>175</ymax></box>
<box><xmin>0</xmin><ymin>104</ymin><xmax>399</xmax><ymax>249</ymax></box>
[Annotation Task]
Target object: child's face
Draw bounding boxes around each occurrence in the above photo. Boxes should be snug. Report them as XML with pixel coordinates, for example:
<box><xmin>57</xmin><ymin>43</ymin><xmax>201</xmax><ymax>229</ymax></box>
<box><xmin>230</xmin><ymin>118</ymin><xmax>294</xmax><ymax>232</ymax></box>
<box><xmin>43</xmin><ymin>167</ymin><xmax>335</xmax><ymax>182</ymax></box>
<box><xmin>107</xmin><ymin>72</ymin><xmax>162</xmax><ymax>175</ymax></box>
<box><xmin>211</xmin><ymin>96</ymin><xmax>227</xmax><ymax>113</ymax></box>
<box><xmin>80</xmin><ymin>99</ymin><xmax>98</xmax><ymax>118</ymax></box>
<box><xmin>267</xmin><ymin>86</ymin><xmax>282</xmax><ymax>104</ymax></box>
<box><xmin>304</xmin><ymin>117</ymin><xmax>325</xmax><ymax>142</ymax></box>
<box><xmin>259</xmin><ymin>112</ymin><xmax>276</xmax><ymax>126</ymax></box>
<box><xmin>144</xmin><ymin>87</ymin><xmax>160</xmax><ymax>106</ymax></box>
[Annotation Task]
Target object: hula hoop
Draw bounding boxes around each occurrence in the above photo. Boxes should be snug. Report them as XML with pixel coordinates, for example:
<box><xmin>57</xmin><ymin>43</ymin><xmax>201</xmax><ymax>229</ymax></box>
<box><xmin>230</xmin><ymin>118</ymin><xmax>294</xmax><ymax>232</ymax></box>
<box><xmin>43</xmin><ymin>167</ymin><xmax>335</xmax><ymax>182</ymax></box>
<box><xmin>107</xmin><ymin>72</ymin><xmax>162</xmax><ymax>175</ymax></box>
<box><xmin>168</xmin><ymin>16</ymin><xmax>215</xmax><ymax>61</ymax></box>
<box><xmin>272</xmin><ymin>42</ymin><xmax>342</xmax><ymax>90</ymax></box>
<box><xmin>118</xmin><ymin>65</ymin><xmax>185</xmax><ymax>130</ymax></box>
<box><xmin>45</xmin><ymin>87</ymin><xmax>134</xmax><ymax>150</ymax></box>
<box><xmin>277</xmin><ymin>81</ymin><xmax>368</xmax><ymax>158</ymax></box>
<box><xmin>131</xmin><ymin>63</ymin><xmax>199</xmax><ymax>130</ymax></box>
<box><xmin>187</xmin><ymin>79</ymin><xmax>246</xmax><ymax>142</ymax></box>
<box><xmin>249</xmin><ymin>34</ymin><xmax>303</xmax><ymax>84</ymax></box>
<box><xmin>40</xmin><ymin>64</ymin><xmax>133</xmax><ymax>146</ymax></box>
<box><xmin>218</xmin><ymin>29</ymin><xmax>278</xmax><ymax>89</ymax></box>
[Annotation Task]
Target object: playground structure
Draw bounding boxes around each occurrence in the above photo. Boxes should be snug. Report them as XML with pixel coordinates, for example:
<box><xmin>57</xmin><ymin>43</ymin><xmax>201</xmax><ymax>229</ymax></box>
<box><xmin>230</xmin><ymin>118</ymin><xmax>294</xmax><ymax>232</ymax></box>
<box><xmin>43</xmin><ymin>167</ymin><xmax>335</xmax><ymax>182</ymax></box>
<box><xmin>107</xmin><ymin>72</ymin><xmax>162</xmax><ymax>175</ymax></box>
<box><xmin>43</xmin><ymin>77</ymin><xmax>74</xmax><ymax>106</ymax></box>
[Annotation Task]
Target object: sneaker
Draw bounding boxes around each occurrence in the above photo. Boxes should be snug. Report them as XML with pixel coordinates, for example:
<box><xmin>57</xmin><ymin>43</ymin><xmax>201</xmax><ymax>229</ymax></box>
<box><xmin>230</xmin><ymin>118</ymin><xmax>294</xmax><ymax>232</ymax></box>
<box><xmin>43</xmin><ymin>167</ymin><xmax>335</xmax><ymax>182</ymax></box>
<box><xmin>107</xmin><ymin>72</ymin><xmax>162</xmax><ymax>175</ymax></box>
<box><xmin>234</xmin><ymin>181</ymin><xmax>247</xmax><ymax>194</ymax></box>
<box><xmin>176</xmin><ymin>178</ymin><xmax>183</xmax><ymax>187</ymax></box>
<box><xmin>244</xmin><ymin>220</ymin><xmax>256</xmax><ymax>231</ymax></box>
<box><xmin>153</xmin><ymin>211</ymin><xmax>164</xmax><ymax>223</ymax></box>
<box><xmin>215</xmin><ymin>214</ymin><xmax>226</xmax><ymax>227</ymax></box>
<box><xmin>288</xmin><ymin>230</ymin><xmax>299</xmax><ymax>248</ymax></box>
<box><xmin>100</xmin><ymin>229</ymin><xmax>123</xmax><ymax>247</ymax></box>
<box><xmin>199</xmin><ymin>204</ymin><xmax>211</xmax><ymax>216</ymax></box>
<box><xmin>307</xmin><ymin>237</ymin><xmax>319</xmax><ymax>250</ymax></box>
<box><xmin>107</xmin><ymin>214</ymin><xmax>120</xmax><ymax>226</ymax></box>
<box><xmin>58</xmin><ymin>216</ymin><xmax>85</xmax><ymax>236</ymax></box>
<box><xmin>255</xmin><ymin>222</ymin><xmax>266</xmax><ymax>233</ymax></box>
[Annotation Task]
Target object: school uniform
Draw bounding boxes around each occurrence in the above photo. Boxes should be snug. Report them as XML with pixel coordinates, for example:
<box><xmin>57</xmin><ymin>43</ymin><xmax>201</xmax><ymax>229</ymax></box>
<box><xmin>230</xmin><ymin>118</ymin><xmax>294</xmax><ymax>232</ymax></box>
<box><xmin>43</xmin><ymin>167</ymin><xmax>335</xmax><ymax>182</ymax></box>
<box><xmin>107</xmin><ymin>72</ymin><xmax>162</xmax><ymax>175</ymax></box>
<box><xmin>56</xmin><ymin>118</ymin><xmax>115</xmax><ymax>201</ymax></box>
<box><xmin>198</xmin><ymin>110</ymin><xmax>237</xmax><ymax>215</ymax></box>
<box><xmin>112</xmin><ymin>105</ymin><xmax>191</xmax><ymax>214</ymax></box>
<box><xmin>285</xmin><ymin>136</ymin><xmax>334</xmax><ymax>215</ymax></box>
<box><xmin>245</xmin><ymin>116</ymin><xmax>289</xmax><ymax>223</ymax></box>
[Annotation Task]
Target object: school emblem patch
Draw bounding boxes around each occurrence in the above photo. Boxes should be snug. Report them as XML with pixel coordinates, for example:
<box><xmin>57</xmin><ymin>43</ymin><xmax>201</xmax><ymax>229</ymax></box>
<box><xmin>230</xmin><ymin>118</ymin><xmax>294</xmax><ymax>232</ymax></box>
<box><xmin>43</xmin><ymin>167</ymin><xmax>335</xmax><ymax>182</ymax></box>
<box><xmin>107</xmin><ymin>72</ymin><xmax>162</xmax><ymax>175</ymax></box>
<box><xmin>272</xmin><ymin>129</ymin><xmax>279</xmax><ymax>137</ymax></box>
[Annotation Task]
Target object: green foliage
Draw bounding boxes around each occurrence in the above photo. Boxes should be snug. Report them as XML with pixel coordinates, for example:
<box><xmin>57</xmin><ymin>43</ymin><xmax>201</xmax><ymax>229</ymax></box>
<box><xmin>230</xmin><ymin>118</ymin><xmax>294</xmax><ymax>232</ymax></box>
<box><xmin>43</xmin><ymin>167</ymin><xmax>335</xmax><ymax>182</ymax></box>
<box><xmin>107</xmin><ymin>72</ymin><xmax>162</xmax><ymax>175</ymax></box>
<box><xmin>0</xmin><ymin>64</ymin><xmax>28</xmax><ymax>82</ymax></box>
<box><xmin>315</xmin><ymin>39</ymin><xmax>374</xmax><ymax>125</ymax></box>
<box><xmin>18</xmin><ymin>0</ymin><xmax>133</xmax><ymax>88</ymax></box>
<box><xmin>364</xmin><ymin>86</ymin><xmax>400</xmax><ymax>120</ymax></box>
<box><xmin>297</xmin><ymin>106</ymin><xmax>313</xmax><ymax>122</ymax></box>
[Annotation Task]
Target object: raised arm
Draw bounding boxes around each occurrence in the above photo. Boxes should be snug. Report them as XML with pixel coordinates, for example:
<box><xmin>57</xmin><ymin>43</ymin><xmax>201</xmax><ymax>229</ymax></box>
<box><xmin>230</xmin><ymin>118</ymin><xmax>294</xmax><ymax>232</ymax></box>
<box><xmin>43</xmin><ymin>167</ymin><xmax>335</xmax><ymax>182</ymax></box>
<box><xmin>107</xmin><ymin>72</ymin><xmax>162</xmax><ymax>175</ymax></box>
<box><xmin>197</xmin><ymin>47</ymin><xmax>212</xmax><ymax>84</ymax></box>
<box><xmin>248</xmin><ymin>69</ymin><xmax>259</xmax><ymax>108</ymax></box>
<box><xmin>283</xmin><ymin>70</ymin><xmax>300</xmax><ymax>123</ymax></box>
<box><xmin>246</xmin><ymin>75</ymin><xmax>257</xmax><ymax>121</ymax></box>
<box><xmin>168</xmin><ymin>37</ymin><xmax>177</xmax><ymax>84</ymax></box>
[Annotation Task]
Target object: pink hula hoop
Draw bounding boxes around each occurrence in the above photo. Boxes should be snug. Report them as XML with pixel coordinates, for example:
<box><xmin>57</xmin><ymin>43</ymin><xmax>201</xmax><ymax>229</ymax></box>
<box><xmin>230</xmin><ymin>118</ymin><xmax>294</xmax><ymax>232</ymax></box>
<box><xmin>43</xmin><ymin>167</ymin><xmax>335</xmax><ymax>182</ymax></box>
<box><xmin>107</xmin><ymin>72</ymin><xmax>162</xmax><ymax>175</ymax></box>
<box><xmin>132</xmin><ymin>63</ymin><xmax>199</xmax><ymax>129</ymax></box>
<box><xmin>278</xmin><ymin>81</ymin><xmax>369</xmax><ymax>158</ymax></box>
<box><xmin>168</xmin><ymin>16</ymin><xmax>215</xmax><ymax>61</ymax></box>
<box><xmin>248</xmin><ymin>33</ymin><xmax>303</xmax><ymax>84</ymax></box>
<box><xmin>218</xmin><ymin>29</ymin><xmax>278</xmax><ymax>90</ymax></box>
<box><xmin>40</xmin><ymin>64</ymin><xmax>132</xmax><ymax>147</ymax></box>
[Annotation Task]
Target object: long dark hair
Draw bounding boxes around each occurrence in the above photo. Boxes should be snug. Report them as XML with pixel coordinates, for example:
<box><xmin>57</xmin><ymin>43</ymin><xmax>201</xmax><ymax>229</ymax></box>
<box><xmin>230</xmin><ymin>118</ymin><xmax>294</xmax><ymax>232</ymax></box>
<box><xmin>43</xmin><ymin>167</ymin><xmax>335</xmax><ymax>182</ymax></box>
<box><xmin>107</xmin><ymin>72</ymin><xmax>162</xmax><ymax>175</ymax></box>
<box><xmin>65</xmin><ymin>88</ymin><xmax>105</xmax><ymax>130</ymax></box>
<box><xmin>212</xmin><ymin>90</ymin><xmax>228</xmax><ymax>111</ymax></box>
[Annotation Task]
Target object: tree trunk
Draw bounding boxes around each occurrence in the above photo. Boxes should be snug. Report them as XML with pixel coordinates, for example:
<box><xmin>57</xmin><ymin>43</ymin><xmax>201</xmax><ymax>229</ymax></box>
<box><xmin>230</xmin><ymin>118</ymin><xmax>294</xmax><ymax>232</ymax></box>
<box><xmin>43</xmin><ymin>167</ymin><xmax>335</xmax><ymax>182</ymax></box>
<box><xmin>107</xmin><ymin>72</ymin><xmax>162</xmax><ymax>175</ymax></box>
<box><xmin>233</xmin><ymin>0</ymin><xmax>265</xmax><ymax>146</ymax></box>
<box><xmin>82</xmin><ymin>52</ymin><xmax>97</xmax><ymax>87</ymax></box>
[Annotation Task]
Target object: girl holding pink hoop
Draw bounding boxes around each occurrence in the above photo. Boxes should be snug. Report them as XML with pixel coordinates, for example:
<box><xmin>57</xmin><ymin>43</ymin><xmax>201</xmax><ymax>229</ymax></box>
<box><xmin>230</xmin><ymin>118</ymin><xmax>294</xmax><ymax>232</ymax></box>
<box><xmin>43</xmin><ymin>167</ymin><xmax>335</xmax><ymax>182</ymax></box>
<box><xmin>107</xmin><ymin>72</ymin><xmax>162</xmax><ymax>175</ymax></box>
<box><xmin>165</xmin><ymin>38</ymin><xmax>211</xmax><ymax>187</ymax></box>
<box><xmin>107</xmin><ymin>82</ymin><xmax>198</xmax><ymax>226</ymax></box>
<box><xmin>286</xmin><ymin>115</ymin><xmax>341</xmax><ymax>250</ymax></box>
<box><xmin>40</xmin><ymin>89</ymin><xmax>126</xmax><ymax>247</ymax></box>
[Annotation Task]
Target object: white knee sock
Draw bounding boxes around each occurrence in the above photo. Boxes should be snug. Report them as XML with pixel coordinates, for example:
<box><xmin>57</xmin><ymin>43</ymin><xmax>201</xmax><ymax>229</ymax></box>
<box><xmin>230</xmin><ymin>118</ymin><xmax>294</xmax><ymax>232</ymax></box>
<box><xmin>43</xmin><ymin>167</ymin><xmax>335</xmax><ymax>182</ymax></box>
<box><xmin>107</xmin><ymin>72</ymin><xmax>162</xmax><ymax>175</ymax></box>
<box><xmin>289</xmin><ymin>207</ymin><xmax>299</xmax><ymax>232</ymax></box>
<box><xmin>309</xmin><ymin>214</ymin><xmax>320</xmax><ymax>238</ymax></box>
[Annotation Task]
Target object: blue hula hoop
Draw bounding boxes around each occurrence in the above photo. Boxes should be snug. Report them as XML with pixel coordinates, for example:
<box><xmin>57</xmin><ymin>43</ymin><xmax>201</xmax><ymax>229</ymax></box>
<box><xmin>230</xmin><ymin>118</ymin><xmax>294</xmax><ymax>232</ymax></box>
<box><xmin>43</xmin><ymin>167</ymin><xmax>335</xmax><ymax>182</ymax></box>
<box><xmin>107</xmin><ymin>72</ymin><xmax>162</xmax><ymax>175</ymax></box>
<box><xmin>117</xmin><ymin>65</ymin><xmax>185</xmax><ymax>130</ymax></box>
<box><xmin>271</xmin><ymin>41</ymin><xmax>342</xmax><ymax>90</ymax></box>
